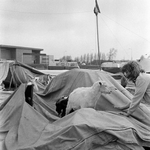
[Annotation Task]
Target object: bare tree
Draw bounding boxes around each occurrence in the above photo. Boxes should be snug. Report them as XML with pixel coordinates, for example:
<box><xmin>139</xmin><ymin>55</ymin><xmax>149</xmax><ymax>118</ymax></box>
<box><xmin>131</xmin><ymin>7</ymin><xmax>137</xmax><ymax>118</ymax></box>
<box><xmin>101</xmin><ymin>52</ymin><xmax>106</xmax><ymax>60</ymax></box>
<box><xmin>61</xmin><ymin>55</ymin><xmax>72</xmax><ymax>61</ymax></box>
<box><xmin>94</xmin><ymin>53</ymin><xmax>98</xmax><ymax>61</ymax></box>
<box><xmin>83</xmin><ymin>54</ymin><xmax>86</xmax><ymax>62</ymax></box>
<box><xmin>74</xmin><ymin>57</ymin><xmax>79</xmax><ymax>62</ymax></box>
<box><xmin>86</xmin><ymin>53</ymin><xmax>90</xmax><ymax>64</ymax></box>
<box><xmin>107</xmin><ymin>48</ymin><xmax>117</xmax><ymax>60</ymax></box>
<box><xmin>90</xmin><ymin>53</ymin><xmax>94</xmax><ymax>63</ymax></box>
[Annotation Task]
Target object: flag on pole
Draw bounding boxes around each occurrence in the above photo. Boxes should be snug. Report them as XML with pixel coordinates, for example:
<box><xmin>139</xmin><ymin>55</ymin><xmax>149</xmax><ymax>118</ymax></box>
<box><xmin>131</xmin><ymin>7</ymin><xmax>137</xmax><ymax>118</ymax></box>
<box><xmin>94</xmin><ymin>0</ymin><xmax>100</xmax><ymax>16</ymax></box>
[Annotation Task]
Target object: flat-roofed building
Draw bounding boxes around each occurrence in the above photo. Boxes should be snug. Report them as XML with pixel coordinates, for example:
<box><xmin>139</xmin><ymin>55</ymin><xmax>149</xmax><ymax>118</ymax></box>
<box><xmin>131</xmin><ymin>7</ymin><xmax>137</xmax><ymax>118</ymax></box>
<box><xmin>0</xmin><ymin>45</ymin><xmax>44</xmax><ymax>64</ymax></box>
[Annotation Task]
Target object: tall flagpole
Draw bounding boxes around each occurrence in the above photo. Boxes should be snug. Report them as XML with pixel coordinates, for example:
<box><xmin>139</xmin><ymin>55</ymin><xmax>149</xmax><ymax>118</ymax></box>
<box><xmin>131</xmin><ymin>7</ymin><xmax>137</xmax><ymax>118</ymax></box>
<box><xmin>94</xmin><ymin>0</ymin><xmax>101</xmax><ymax>70</ymax></box>
<box><xmin>96</xmin><ymin>13</ymin><xmax>101</xmax><ymax>70</ymax></box>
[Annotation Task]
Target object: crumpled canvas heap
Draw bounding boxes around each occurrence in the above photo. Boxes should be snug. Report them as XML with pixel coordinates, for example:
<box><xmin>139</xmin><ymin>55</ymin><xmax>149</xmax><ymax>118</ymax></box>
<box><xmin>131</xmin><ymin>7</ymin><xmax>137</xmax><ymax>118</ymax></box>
<box><xmin>0</xmin><ymin>69</ymin><xmax>150</xmax><ymax>150</ymax></box>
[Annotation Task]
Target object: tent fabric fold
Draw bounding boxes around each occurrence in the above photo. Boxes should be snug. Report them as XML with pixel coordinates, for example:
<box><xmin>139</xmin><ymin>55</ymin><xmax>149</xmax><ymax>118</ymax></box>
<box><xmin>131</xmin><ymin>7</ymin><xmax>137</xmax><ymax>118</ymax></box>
<box><xmin>0</xmin><ymin>60</ymin><xmax>46</xmax><ymax>91</ymax></box>
<box><xmin>0</xmin><ymin>61</ymin><xmax>10</xmax><ymax>85</ymax></box>
<box><xmin>0</xmin><ymin>68</ymin><xmax>150</xmax><ymax>150</ymax></box>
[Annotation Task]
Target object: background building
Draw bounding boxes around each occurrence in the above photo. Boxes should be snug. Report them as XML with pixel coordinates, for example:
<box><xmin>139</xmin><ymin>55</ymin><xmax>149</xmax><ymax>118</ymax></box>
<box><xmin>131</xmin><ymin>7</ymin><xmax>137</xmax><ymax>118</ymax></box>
<box><xmin>0</xmin><ymin>44</ymin><xmax>44</xmax><ymax>65</ymax></box>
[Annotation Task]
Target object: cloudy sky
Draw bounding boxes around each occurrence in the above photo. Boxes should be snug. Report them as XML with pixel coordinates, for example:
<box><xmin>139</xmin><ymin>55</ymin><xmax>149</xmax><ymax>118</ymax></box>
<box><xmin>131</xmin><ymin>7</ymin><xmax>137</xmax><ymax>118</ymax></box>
<box><xmin>0</xmin><ymin>0</ymin><xmax>150</xmax><ymax>60</ymax></box>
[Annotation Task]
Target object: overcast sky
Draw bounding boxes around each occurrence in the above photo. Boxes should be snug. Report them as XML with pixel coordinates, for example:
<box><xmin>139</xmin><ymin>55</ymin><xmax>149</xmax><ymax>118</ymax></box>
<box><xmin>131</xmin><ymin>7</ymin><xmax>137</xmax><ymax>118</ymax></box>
<box><xmin>0</xmin><ymin>0</ymin><xmax>150</xmax><ymax>60</ymax></box>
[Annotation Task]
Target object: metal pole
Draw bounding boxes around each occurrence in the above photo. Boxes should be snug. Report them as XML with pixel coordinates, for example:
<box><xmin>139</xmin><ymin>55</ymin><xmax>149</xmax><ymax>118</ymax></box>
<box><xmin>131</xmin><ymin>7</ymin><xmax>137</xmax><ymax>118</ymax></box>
<box><xmin>96</xmin><ymin>15</ymin><xmax>101</xmax><ymax>70</ymax></box>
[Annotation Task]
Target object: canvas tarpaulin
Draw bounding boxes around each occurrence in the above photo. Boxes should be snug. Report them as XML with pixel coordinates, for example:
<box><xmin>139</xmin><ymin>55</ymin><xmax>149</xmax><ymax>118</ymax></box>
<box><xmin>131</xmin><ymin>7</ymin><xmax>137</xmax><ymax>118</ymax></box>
<box><xmin>0</xmin><ymin>60</ymin><xmax>47</xmax><ymax>91</ymax></box>
<box><xmin>0</xmin><ymin>69</ymin><xmax>150</xmax><ymax>150</ymax></box>
<box><xmin>0</xmin><ymin>61</ymin><xmax>10</xmax><ymax>85</ymax></box>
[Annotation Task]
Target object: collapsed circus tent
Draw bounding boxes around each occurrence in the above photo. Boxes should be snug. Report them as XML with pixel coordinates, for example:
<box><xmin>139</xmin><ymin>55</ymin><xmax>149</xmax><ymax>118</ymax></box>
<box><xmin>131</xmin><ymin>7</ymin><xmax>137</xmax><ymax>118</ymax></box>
<box><xmin>0</xmin><ymin>60</ymin><xmax>49</xmax><ymax>91</ymax></box>
<box><xmin>0</xmin><ymin>68</ymin><xmax>150</xmax><ymax>150</ymax></box>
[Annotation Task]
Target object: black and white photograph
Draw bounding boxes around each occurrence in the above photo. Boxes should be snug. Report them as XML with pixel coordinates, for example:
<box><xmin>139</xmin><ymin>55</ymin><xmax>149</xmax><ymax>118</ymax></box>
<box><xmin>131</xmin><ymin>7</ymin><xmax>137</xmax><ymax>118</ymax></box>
<box><xmin>0</xmin><ymin>0</ymin><xmax>150</xmax><ymax>150</ymax></box>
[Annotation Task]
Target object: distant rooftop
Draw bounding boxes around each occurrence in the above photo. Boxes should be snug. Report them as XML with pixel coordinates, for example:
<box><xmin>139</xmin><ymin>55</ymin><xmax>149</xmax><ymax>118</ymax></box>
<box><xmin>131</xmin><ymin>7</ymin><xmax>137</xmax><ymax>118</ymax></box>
<box><xmin>0</xmin><ymin>44</ymin><xmax>43</xmax><ymax>51</ymax></box>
